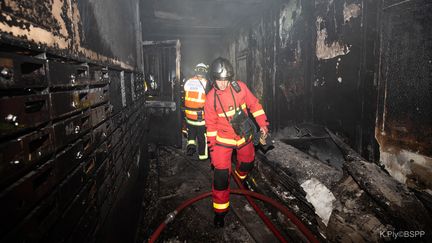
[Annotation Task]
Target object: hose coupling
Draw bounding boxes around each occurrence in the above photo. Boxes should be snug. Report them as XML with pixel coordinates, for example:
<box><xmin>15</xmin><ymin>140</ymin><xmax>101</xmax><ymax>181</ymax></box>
<box><xmin>164</xmin><ymin>210</ymin><xmax>178</xmax><ymax>224</ymax></box>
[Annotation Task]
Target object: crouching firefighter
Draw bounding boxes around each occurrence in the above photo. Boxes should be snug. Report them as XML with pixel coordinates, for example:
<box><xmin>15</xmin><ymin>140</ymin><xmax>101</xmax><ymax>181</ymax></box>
<box><xmin>204</xmin><ymin>57</ymin><xmax>269</xmax><ymax>228</ymax></box>
<box><xmin>183</xmin><ymin>63</ymin><xmax>211</xmax><ymax>160</ymax></box>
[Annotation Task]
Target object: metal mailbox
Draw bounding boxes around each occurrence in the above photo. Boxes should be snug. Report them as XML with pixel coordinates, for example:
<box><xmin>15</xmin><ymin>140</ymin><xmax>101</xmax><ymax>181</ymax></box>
<box><xmin>0</xmin><ymin>127</ymin><xmax>54</xmax><ymax>188</ymax></box>
<box><xmin>82</xmin><ymin>133</ymin><xmax>93</xmax><ymax>158</ymax></box>
<box><xmin>48</xmin><ymin>61</ymin><xmax>89</xmax><ymax>87</ymax></box>
<box><xmin>92</xmin><ymin>120</ymin><xmax>109</xmax><ymax>147</ymax></box>
<box><xmin>88</xmin><ymin>86</ymin><xmax>109</xmax><ymax>107</ymax></box>
<box><xmin>0</xmin><ymin>159</ymin><xmax>57</xmax><ymax>235</ymax></box>
<box><xmin>107</xmin><ymin>127</ymin><xmax>122</xmax><ymax>150</ymax></box>
<box><xmin>94</xmin><ymin>142</ymin><xmax>108</xmax><ymax>170</ymax></box>
<box><xmin>0</xmin><ymin>52</ymin><xmax>48</xmax><ymax>89</ymax></box>
<box><xmin>0</xmin><ymin>94</ymin><xmax>50</xmax><ymax>137</ymax></box>
<box><xmin>57</xmin><ymin>163</ymin><xmax>85</xmax><ymax>210</ymax></box>
<box><xmin>90</xmin><ymin>103</ymin><xmax>111</xmax><ymax>127</ymax></box>
<box><xmin>89</xmin><ymin>65</ymin><xmax>109</xmax><ymax>85</ymax></box>
<box><xmin>50</xmin><ymin>90</ymin><xmax>91</xmax><ymax>119</ymax></box>
<box><xmin>52</xmin><ymin>112</ymin><xmax>90</xmax><ymax>150</ymax></box>
<box><xmin>54</xmin><ymin>139</ymin><xmax>84</xmax><ymax>181</ymax></box>
<box><xmin>95</xmin><ymin>158</ymin><xmax>109</xmax><ymax>188</ymax></box>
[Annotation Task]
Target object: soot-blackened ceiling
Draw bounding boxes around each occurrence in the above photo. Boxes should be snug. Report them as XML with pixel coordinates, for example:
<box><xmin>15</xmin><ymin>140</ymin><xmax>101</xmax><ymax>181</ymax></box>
<box><xmin>140</xmin><ymin>0</ymin><xmax>273</xmax><ymax>39</ymax></box>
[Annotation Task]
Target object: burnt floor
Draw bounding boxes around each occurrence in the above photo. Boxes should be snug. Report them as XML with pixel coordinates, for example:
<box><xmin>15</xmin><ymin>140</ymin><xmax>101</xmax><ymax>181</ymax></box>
<box><xmin>136</xmin><ymin>144</ymin><xmax>284</xmax><ymax>243</ymax></box>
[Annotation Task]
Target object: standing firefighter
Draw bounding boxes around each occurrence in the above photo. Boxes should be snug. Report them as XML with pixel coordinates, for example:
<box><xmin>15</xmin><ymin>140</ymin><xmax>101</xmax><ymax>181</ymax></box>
<box><xmin>184</xmin><ymin>63</ymin><xmax>211</xmax><ymax>160</ymax></box>
<box><xmin>204</xmin><ymin>57</ymin><xmax>269</xmax><ymax>227</ymax></box>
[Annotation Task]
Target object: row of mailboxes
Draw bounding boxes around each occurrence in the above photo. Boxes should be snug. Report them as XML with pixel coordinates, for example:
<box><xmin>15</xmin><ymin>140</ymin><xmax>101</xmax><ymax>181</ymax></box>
<box><xmin>0</xmin><ymin>95</ymin><xmax>146</xmax><ymax>242</ymax></box>
<box><xmin>0</xmin><ymin>88</ymin><xmax>110</xmax><ymax>139</ymax></box>
<box><xmin>0</xmin><ymin>52</ymin><xmax>111</xmax><ymax>90</ymax></box>
<box><xmin>0</xmin><ymin>49</ymin><xmax>147</xmax><ymax>242</ymax></box>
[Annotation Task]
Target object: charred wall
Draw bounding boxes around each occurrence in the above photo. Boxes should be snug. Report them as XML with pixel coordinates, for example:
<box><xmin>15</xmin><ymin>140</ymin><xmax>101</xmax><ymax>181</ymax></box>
<box><xmin>0</xmin><ymin>0</ymin><xmax>147</xmax><ymax>242</ymax></box>
<box><xmin>224</xmin><ymin>0</ymin><xmax>379</xmax><ymax>159</ymax></box>
<box><xmin>376</xmin><ymin>0</ymin><xmax>432</xmax><ymax>189</ymax></box>
<box><xmin>223</xmin><ymin>0</ymin><xmax>431</xmax><ymax>190</ymax></box>
<box><xmin>0</xmin><ymin>0</ymin><xmax>142</xmax><ymax>69</ymax></box>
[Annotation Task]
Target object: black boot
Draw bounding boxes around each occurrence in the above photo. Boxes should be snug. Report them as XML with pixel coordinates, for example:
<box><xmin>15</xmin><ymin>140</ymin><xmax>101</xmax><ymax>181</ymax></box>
<box><xmin>213</xmin><ymin>212</ymin><xmax>226</xmax><ymax>228</ymax></box>
<box><xmin>186</xmin><ymin>145</ymin><xmax>196</xmax><ymax>156</ymax></box>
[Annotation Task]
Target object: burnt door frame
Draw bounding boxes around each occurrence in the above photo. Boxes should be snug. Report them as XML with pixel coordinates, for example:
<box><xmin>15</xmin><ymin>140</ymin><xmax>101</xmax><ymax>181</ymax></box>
<box><xmin>143</xmin><ymin>40</ymin><xmax>182</xmax><ymax>147</ymax></box>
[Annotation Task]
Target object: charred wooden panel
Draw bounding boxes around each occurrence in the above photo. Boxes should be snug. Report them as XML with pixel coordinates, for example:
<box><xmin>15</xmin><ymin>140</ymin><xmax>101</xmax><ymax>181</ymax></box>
<box><xmin>312</xmin><ymin>0</ymin><xmax>379</xmax><ymax>160</ymax></box>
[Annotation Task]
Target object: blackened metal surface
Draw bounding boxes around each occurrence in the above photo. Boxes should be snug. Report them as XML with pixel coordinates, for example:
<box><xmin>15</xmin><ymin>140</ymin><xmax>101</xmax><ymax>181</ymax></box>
<box><xmin>0</xmin><ymin>94</ymin><xmax>51</xmax><ymax>138</ymax></box>
<box><xmin>0</xmin><ymin>52</ymin><xmax>48</xmax><ymax>89</ymax></box>
<box><xmin>54</xmin><ymin>139</ymin><xmax>85</xmax><ymax>181</ymax></box>
<box><xmin>0</xmin><ymin>127</ymin><xmax>54</xmax><ymax>189</ymax></box>
<box><xmin>89</xmin><ymin>65</ymin><xmax>109</xmax><ymax>85</ymax></box>
<box><xmin>0</xmin><ymin>159</ymin><xmax>57</xmax><ymax>236</ymax></box>
<box><xmin>48</xmin><ymin>61</ymin><xmax>89</xmax><ymax>87</ymax></box>
<box><xmin>52</xmin><ymin>111</ymin><xmax>91</xmax><ymax>151</ymax></box>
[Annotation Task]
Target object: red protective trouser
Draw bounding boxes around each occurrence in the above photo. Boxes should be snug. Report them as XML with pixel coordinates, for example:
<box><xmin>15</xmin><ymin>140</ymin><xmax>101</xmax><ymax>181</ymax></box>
<box><xmin>211</xmin><ymin>142</ymin><xmax>255</xmax><ymax>213</ymax></box>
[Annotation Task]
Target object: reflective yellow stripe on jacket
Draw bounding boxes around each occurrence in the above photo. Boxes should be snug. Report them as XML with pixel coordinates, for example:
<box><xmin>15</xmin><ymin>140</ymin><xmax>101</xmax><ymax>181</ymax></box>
<box><xmin>252</xmin><ymin>109</ymin><xmax>265</xmax><ymax>117</ymax></box>
<box><xmin>207</xmin><ymin>131</ymin><xmax>217</xmax><ymax>137</ymax></box>
<box><xmin>217</xmin><ymin>103</ymin><xmax>247</xmax><ymax>118</ymax></box>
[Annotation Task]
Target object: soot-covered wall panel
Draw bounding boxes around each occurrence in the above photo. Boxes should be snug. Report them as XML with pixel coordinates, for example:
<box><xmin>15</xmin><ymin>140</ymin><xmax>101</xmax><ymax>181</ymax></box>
<box><xmin>224</xmin><ymin>0</ymin><xmax>379</xmax><ymax>160</ymax></box>
<box><xmin>0</xmin><ymin>0</ymin><xmax>142</xmax><ymax>69</ymax></box>
<box><xmin>224</xmin><ymin>0</ymin><xmax>431</xmax><ymax>190</ymax></box>
<box><xmin>312</xmin><ymin>0</ymin><xmax>379</xmax><ymax>160</ymax></box>
<box><xmin>376</xmin><ymin>0</ymin><xmax>432</xmax><ymax>189</ymax></box>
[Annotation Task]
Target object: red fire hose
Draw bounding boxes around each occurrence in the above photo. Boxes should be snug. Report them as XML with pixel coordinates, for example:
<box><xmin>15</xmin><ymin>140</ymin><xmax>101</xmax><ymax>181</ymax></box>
<box><xmin>148</xmin><ymin>189</ymin><xmax>319</xmax><ymax>243</ymax></box>
<box><xmin>232</xmin><ymin>172</ymin><xmax>287</xmax><ymax>243</ymax></box>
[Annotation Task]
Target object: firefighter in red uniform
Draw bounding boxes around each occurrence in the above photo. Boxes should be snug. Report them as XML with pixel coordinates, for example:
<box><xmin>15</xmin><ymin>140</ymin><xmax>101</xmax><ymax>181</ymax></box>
<box><xmin>184</xmin><ymin>63</ymin><xmax>211</xmax><ymax>160</ymax></box>
<box><xmin>204</xmin><ymin>57</ymin><xmax>269</xmax><ymax>227</ymax></box>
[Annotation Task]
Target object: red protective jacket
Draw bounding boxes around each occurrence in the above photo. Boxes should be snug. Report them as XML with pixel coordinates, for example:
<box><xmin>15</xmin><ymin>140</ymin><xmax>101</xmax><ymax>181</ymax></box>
<box><xmin>204</xmin><ymin>81</ymin><xmax>269</xmax><ymax>148</ymax></box>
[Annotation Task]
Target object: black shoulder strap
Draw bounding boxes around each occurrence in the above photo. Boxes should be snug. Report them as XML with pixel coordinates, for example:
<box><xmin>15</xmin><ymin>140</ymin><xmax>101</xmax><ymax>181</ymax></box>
<box><xmin>214</xmin><ymin>86</ymin><xmax>237</xmax><ymax>122</ymax></box>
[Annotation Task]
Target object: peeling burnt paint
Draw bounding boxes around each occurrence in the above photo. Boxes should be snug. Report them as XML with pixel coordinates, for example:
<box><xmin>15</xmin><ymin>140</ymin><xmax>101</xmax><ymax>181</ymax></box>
<box><xmin>315</xmin><ymin>16</ymin><xmax>351</xmax><ymax>60</ymax></box>
<box><xmin>343</xmin><ymin>3</ymin><xmax>361</xmax><ymax>23</ymax></box>
<box><xmin>224</xmin><ymin>0</ymin><xmax>380</xmax><ymax>164</ymax></box>
<box><xmin>279</xmin><ymin>1</ymin><xmax>302</xmax><ymax>49</ymax></box>
<box><xmin>0</xmin><ymin>0</ymin><xmax>140</xmax><ymax>70</ymax></box>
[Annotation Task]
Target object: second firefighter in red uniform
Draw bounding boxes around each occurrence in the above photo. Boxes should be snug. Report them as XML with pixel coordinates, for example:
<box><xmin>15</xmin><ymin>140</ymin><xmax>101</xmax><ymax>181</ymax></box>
<box><xmin>204</xmin><ymin>57</ymin><xmax>269</xmax><ymax>227</ymax></box>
